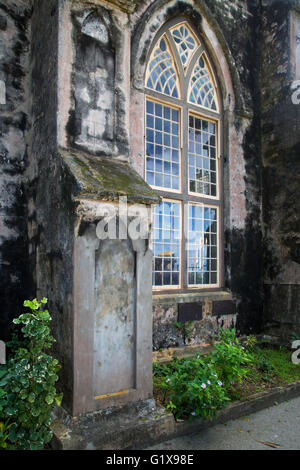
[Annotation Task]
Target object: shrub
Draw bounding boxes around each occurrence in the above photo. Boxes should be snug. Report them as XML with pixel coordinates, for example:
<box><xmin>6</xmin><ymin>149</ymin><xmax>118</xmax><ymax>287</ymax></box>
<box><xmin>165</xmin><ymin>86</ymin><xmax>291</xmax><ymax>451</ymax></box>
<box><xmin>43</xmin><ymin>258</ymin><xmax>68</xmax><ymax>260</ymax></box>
<box><xmin>0</xmin><ymin>298</ymin><xmax>62</xmax><ymax>450</ymax></box>
<box><xmin>153</xmin><ymin>329</ymin><xmax>255</xmax><ymax>421</ymax></box>
<box><xmin>156</xmin><ymin>357</ymin><xmax>230</xmax><ymax>421</ymax></box>
<box><xmin>211</xmin><ymin>328</ymin><xmax>254</xmax><ymax>386</ymax></box>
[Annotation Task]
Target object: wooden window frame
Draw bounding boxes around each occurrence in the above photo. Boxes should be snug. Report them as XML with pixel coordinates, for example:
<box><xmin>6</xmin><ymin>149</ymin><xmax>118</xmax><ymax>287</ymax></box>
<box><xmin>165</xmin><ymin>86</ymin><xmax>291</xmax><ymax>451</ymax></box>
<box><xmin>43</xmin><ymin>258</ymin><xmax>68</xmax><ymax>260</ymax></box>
<box><xmin>145</xmin><ymin>17</ymin><xmax>224</xmax><ymax>294</ymax></box>
<box><xmin>152</xmin><ymin>198</ymin><xmax>182</xmax><ymax>292</ymax></box>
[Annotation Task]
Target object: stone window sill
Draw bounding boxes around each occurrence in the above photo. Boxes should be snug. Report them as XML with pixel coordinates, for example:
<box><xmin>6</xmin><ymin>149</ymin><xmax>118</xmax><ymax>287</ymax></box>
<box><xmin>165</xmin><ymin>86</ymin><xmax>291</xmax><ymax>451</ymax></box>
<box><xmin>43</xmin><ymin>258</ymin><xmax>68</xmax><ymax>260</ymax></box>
<box><xmin>153</xmin><ymin>290</ymin><xmax>232</xmax><ymax>305</ymax></box>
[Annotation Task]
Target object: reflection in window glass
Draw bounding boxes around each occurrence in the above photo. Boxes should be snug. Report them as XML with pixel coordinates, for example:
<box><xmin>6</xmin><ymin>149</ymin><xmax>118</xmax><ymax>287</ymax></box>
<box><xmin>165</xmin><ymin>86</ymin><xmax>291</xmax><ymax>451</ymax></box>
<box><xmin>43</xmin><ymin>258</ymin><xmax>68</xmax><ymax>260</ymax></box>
<box><xmin>152</xmin><ymin>201</ymin><xmax>181</xmax><ymax>287</ymax></box>
<box><xmin>188</xmin><ymin>115</ymin><xmax>217</xmax><ymax>197</ymax></box>
<box><xmin>188</xmin><ymin>204</ymin><xmax>218</xmax><ymax>285</ymax></box>
<box><xmin>146</xmin><ymin>99</ymin><xmax>180</xmax><ymax>191</ymax></box>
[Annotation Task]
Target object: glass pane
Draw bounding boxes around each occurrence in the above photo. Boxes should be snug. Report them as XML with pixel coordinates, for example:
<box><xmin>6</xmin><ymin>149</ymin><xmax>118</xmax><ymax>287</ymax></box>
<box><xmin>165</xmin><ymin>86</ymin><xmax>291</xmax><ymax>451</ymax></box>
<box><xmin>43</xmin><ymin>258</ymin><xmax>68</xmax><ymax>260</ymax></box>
<box><xmin>146</xmin><ymin>36</ymin><xmax>180</xmax><ymax>98</ymax></box>
<box><xmin>188</xmin><ymin>114</ymin><xmax>217</xmax><ymax>197</ymax></box>
<box><xmin>146</xmin><ymin>99</ymin><xmax>180</xmax><ymax>191</ymax></box>
<box><xmin>170</xmin><ymin>23</ymin><xmax>199</xmax><ymax>68</ymax></box>
<box><xmin>188</xmin><ymin>204</ymin><xmax>218</xmax><ymax>286</ymax></box>
<box><xmin>152</xmin><ymin>201</ymin><xmax>181</xmax><ymax>288</ymax></box>
<box><xmin>189</xmin><ymin>54</ymin><xmax>218</xmax><ymax>110</ymax></box>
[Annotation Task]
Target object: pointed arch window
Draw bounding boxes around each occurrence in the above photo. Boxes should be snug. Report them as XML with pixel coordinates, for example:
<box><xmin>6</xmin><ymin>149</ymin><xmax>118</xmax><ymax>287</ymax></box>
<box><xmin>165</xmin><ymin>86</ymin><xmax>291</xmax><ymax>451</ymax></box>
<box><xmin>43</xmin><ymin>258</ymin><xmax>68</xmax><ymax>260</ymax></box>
<box><xmin>189</xmin><ymin>53</ymin><xmax>218</xmax><ymax>111</ymax></box>
<box><xmin>146</xmin><ymin>37</ymin><xmax>180</xmax><ymax>98</ymax></box>
<box><xmin>145</xmin><ymin>19</ymin><xmax>223</xmax><ymax>291</ymax></box>
<box><xmin>170</xmin><ymin>23</ymin><xmax>200</xmax><ymax>69</ymax></box>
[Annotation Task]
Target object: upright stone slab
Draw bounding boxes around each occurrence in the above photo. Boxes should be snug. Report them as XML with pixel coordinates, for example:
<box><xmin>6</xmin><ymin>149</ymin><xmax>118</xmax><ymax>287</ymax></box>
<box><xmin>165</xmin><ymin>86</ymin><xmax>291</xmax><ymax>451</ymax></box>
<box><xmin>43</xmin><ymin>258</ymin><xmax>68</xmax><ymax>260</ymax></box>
<box><xmin>70</xmin><ymin>189</ymin><xmax>157</xmax><ymax>415</ymax></box>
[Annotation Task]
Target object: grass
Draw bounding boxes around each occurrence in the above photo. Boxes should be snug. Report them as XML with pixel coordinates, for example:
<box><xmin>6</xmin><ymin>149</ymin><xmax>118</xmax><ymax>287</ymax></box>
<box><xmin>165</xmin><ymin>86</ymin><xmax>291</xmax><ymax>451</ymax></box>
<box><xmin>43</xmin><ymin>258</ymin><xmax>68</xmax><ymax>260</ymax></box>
<box><xmin>153</xmin><ymin>344</ymin><xmax>300</xmax><ymax>411</ymax></box>
<box><xmin>226</xmin><ymin>345</ymin><xmax>300</xmax><ymax>401</ymax></box>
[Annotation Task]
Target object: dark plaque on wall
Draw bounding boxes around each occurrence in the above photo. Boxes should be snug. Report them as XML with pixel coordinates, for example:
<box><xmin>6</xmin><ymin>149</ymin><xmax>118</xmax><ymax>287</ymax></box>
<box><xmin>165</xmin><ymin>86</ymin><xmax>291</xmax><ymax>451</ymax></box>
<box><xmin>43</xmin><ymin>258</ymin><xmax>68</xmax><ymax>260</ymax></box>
<box><xmin>178</xmin><ymin>302</ymin><xmax>203</xmax><ymax>323</ymax></box>
<box><xmin>212</xmin><ymin>300</ymin><xmax>236</xmax><ymax>316</ymax></box>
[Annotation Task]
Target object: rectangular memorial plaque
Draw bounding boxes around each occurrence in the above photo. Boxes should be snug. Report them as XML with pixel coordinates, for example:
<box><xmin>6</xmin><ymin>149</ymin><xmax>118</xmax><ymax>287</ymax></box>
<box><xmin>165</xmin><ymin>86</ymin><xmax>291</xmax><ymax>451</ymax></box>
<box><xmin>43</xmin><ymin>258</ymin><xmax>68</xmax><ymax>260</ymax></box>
<box><xmin>178</xmin><ymin>302</ymin><xmax>203</xmax><ymax>323</ymax></box>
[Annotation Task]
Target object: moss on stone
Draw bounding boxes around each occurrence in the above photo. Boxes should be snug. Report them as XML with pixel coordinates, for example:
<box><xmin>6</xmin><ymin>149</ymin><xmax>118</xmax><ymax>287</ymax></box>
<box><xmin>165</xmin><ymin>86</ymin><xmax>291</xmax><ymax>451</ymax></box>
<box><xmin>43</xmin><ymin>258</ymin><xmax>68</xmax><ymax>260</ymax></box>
<box><xmin>61</xmin><ymin>152</ymin><xmax>160</xmax><ymax>205</ymax></box>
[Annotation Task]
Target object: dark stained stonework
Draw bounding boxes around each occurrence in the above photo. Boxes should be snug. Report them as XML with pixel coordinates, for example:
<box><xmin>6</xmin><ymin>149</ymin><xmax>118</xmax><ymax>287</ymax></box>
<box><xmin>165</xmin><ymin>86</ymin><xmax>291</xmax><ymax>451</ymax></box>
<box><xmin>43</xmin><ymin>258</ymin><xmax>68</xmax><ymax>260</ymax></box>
<box><xmin>261</xmin><ymin>0</ymin><xmax>300</xmax><ymax>340</ymax></box>
<box><xmin>0</xmin><ymin>0</ymin><xmax>33</xmax><ymax>341</ymax></box>
<box><xmin>104</xmin><ymin>0</ymin><xmax>140</xmax><ymax>14</ymax></box>
<box><xmin>212</xmin><ymin>301</ymin><xmax>236</xmax><ymax>317</ymax></box>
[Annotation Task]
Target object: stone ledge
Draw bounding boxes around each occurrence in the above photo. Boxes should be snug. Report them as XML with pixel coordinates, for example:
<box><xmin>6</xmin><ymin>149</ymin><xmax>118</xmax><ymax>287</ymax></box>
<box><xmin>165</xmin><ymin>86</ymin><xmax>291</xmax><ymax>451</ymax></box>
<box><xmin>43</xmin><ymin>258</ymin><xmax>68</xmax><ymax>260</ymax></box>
<box><xmin>50</xmin><ymin>399</ymin><xmax>174</xmax><ymax>450</ymax></box>
<box><xmin>60</xmin><ymin>150</ymin><xmax>160</xmax><ymax>205</ymax></box>
<box><xmin>153</xmin><ymin>290</ymin><xmax>233</xmax><ymax>305</ymax></box>
<box><xmin>51</xmin><ymin>381</ymin><xmax>300</xmax><ymax>450</ymax></box>
<box><xmin>74</xmin><ymin>0</ymin><xmax>140</xmax><ymax>14</ymax></box>
<box><xmin>153</xmin><ymin>343</ymin><xmax>215</xmax><ymax>364</ymax></box>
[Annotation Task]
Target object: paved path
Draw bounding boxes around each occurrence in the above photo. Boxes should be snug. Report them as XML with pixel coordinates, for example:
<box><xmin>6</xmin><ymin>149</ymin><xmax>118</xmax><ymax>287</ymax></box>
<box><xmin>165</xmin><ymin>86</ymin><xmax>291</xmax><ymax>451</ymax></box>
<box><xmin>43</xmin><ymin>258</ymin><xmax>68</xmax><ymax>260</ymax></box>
<box><xmin>144</xmin><ymin>396</ymin><xmax>300</xmax><ymax>450</ymax></box>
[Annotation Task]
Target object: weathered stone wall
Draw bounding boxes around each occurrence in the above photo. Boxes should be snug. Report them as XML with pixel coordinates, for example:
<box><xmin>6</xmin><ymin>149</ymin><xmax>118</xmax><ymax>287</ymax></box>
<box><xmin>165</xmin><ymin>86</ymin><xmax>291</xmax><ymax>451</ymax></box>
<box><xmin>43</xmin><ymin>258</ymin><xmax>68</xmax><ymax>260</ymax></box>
<box><xmin>261</xmin><ymin>0</ymin><xmax>300</xmax><ymax>340</ymax></box>
<box><xmin>0</xmin><ymin>0</ymin><xmax>32</xmax><ymax>340</ymax></box>
<box><xmin>152</xmin><ymin>292</ymin><xmax>237</xmax><ymax>350</ymax></box>
<box><xmin>67</xmin><ymin>6</ymin><xmax>130</xmax><ymax>157</ymax></box>
<box><xmin>27</xmin><ymin>0</ymin><xmax>79</xmax><ymax>410</ymax></box>
<box><xmin>1</xmin><ymin>0</ymin><xmax>299</xmax><ymax>372</ymax></box>
<box><xmin>203</xmin><ymin>0</ymin><xmax>263</xmax><ymax>336</ymax></box>
<box><xmin>59</xmin><ymin>0</ymin><xmax>132</xmax><ymax>162</ymax></box>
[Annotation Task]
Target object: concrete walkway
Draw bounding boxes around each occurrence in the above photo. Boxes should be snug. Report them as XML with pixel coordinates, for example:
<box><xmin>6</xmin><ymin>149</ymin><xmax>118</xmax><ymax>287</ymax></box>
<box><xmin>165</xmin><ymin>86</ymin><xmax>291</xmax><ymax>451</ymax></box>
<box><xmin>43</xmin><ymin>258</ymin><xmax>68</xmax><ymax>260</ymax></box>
<box><xmin>144</xmin><ymin>396</ymin><xmax>300</xmax><ymax>450</ymax></box>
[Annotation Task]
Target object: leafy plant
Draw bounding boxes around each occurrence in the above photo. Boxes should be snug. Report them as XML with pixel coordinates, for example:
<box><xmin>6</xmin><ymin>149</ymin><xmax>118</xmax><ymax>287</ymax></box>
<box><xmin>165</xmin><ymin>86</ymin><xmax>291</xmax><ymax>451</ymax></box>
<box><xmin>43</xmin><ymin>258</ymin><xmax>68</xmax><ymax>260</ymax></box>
<box><xmin>6</xmin><ymin>329</ymin><xmax>25</xmax><ymax>357</ymax></box>
<box><xmin>0</xmin><ymin>419</ymin><xmax>15</xmax><ymax>449</ymax></box>
<box><xmin>174</xmin><ymin>321</ymin><xmax>194</xmax><ymax>342</ymax></box>
<box><xmin>155</xmin><ymin>356</ymin><xmax>230</xmax><ymax>421</ymax></box>
<box><xmin>256</xmin><ymin>356</ymin><xmax>275</xmax><ymax>382</ymax></box>
<box><xmin>244</xmin><ymin>334</ymin><xmax>258</xmax><ymax>352</ymax></box>
<box><xmin>0</xmin><ymin>298</ymin><xmax>62</xmax><ymax>450</ymax></box>
<box><xmin>154</xmin><ymin>336</ymin><xmax>300</xmax><ymax>419</ymax></box>
<box><xmin>211</xmin><ymin>328</ymin><xmax>254</xmax><ymax>386</ymax></box>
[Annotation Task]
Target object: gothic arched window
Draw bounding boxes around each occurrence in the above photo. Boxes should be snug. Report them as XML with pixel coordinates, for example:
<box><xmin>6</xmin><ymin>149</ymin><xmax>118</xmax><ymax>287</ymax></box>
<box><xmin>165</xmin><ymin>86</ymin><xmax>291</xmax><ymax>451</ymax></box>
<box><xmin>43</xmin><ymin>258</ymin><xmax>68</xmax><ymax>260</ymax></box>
<box><xmin>145</xmin><ymin>19</ymin><xmax>222</xmax><ymax>291</ymax></box>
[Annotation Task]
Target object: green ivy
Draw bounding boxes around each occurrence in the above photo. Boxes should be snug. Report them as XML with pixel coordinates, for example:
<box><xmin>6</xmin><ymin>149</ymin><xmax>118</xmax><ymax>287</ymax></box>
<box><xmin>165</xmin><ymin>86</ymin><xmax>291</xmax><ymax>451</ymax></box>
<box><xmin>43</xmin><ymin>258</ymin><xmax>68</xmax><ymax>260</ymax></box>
<box><xmin>0</xmin><ymin>298</ymin><xmax>62</xmax><ymax>450</ymax></box>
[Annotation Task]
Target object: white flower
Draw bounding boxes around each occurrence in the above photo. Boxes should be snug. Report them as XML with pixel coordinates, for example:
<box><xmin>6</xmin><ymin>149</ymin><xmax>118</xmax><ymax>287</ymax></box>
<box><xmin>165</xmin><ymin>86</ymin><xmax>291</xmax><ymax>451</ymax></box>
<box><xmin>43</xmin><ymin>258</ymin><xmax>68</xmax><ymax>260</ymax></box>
<box><xmin>207</xmin><ymin>380</ymin><xmax>211</xmax><ymax>385</ymax></box>
<box><xmin>217</xmin><ymin>381</ymin><xmax>223</xmax><ymax>386</ymax></box>
<box><xmin>201</xmin><ymin>383</ymin><xmax>207</xmax><ymax>389</ymax></box>
<box><xmin>166</xmin><ymin>378</ymin><xmax>171</xmax><ymax>383</ymax></box>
